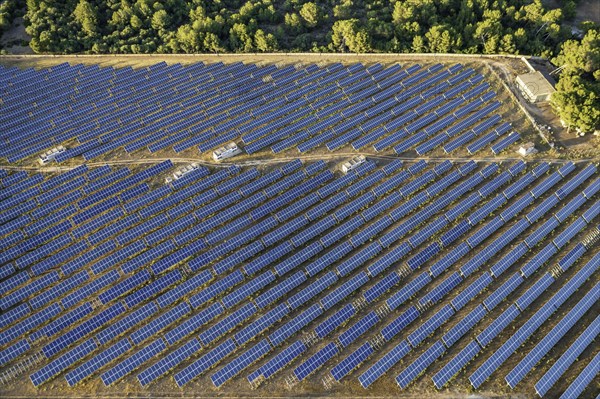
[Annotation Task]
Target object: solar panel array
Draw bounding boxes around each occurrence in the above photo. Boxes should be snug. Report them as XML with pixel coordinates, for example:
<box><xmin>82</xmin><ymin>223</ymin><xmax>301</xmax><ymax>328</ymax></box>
<box><xmin>0</xmin><ymin>157</ymin><xmax>598</xmax><ymax>398</ymax></box>
<box><xmin>0</xmin><ymin>61</ymin><xmax>519</xmax><ymax>163</ymax></box>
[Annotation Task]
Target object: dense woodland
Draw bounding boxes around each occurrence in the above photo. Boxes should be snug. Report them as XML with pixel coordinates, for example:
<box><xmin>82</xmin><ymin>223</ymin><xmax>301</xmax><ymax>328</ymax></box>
<box><xmin>1</xmin><ymin>0</ymin><xmax>598</xmax><ymax>132</ymax></box>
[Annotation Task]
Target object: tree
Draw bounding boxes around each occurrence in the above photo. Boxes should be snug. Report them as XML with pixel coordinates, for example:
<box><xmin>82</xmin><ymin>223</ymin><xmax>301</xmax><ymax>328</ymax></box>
<box><xmin>229</xmin><ymin>22</ymin><xmax>254</xmax><ymax>52</ymax></box>
<box><xmin>204</xmin><ymin>32</ymin><xmax>224</xmax><ymax>53</ymax></box>
<box><xmin>552</xmin><ymin>29</ymin><xmax>600</xmax><ymax>80</ymax></box>
<box><xmin>152</xmin><ymin>9</ymin><xmax>171</xmax><ymax>32</ymax></box>
<box><xmin>254</xmin><ymin>29</ymin><xmax>277</xmax><ymax>51</ymax></box>
<box><xmin>425</xmin><ymin>25</ymin><xmax>454</xmax><ymax>53</ymax></box>
<box><xmin>331</xmin><ymin>19</ymin><xmax>371</xmax><ymax>53</ymax></box>
<box><xmin>299</xmin><ymin>2</ymin><xmax>320</xmax><ymax>28</ymax></box>
<box><xmin>551</xmin><ymin>74</ymin><xmax>600</xmax><ymax>133</ymax></box>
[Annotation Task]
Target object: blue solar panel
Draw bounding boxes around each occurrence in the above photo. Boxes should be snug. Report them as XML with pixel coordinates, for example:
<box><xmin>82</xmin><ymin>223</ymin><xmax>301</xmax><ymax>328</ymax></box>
<box><xmin>321</xmin><ymin>272</ymin><xmax>369</xmax><ymax>310</ymax></box>
<box><xmin>254</xmin><ymin>271</ymin><xmax>306</xmax><ymax>309</ymax></box>
<box><xmin>130</xmin><ymin>302</ymin><xmax>190</xmax><ymax>345</ymax></box>
<box><xmin>43</xmin><ymin>301</ymin><xmax>125</xmax><ymax>358</ymax></box>
<box><xmin>235</xmin><ymin>303</ymin><xmax>289</xmax><ymax>346</ymax></box>
<box><xmin>432</xmin><ymin>340</ymin><xmax>481</xmax><ymax>389</ymax></box>
<box><xmin>138</xmin><ymin>338</ymin><xmax>202</xmax><ymax>386</ymax></box>
<box><xmin>358</xmin><ymin>340</ymin><xmax>411</xmax><ymax>388</ymax></box>
<box><xmin>222</xmin><ymin>271</ymin><xmax>275</xmax><ymax>309</ymax></box>
<box><xmin>535</xmin><ymin>314</ymin><xmax>599</xmax><ymax>397</ymax></box>
<box><xmin>294</xmin><ymin>342</ymin><xmax>338</xmax><ymax>381</ymax></box>
<box><xmin>506</xmin><ymin>287</ymin><xmax>598</xmax><ymax>388</ymax></box>
<box><xmin>31</xmin><ymin>338</ymin><xmax>97</xmax><ymax>387</ymax></box>
<box><xmin>331</xmin><ymin>342</ymin><xmax>373</xmax><ymax>381</ymax></box>
<box><xmin>174</xmin><ymin>339</ymin><xmax>236</xmax><ymax>387</ymax></box>
<box><xmin>65</xmin><ymin>338</ymin><xmax>131</xmax><ymax>386</ymax></box>
<box><xmin>101</xmin><ymin>338</ymin><xmax>166</xmax><ymax>386</ymax></box>
<box><xmin>559</xmin><ymin>349</ymin><xmax>600</xmax><ymax>399</ymax></box>
<box><xmin>165</xmin><ymin>302</ymin><xmax>223</xmax><ymax>346</ymax></box>
<box><xmin>339</xmin><ymin>311</ymin><xmax>379</xmax><ymax>348</ymax></box>
<box><xmin>381</xmin><ymin>306</ymin><xmax>420</xmax><ymax>341</ymax></box>
<box><xmin>251</xmin><ymin>340</ymin><xmax>306</xmax><ymax>381</ymax></box>
<box><xmin>396</xmin><ymin>340</ymin><xmax>445</xmax><ymax>389</ymax></box>
<box><xmin>476</xmin><ymin>304</ymin><xmax>520</xmax><ymax>347</ymax></box>
<box><xmin>211</xmin><ymin>339</ymin><xmax>271</xmax><ymax>387</ymax></box>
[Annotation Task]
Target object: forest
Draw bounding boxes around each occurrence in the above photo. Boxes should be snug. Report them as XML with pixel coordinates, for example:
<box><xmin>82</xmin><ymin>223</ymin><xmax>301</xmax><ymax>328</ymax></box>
<box><xmin>1</xmin><ymin>0</ymin><xmax>598</xmax><ymax>133</ymax></box>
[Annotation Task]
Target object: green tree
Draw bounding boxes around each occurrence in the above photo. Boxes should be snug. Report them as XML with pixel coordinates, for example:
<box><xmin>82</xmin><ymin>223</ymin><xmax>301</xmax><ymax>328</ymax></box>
<box><xmin>331</xmin><ymin>19</ymin><xmax>371</xmax><ymax>53</ymax></box>
<box><xmin>425</xmin><ymin>25</ymin><xmax>454</xmax><ymax>53</ymax></box>
<box><xmin>299</xmin><ymin>2</ymin><xmax>320</xmax><ymax>28</ymax></box>
<box><xmin>152</xmin><ymin>9</ymin><xmax>171</xmax><ymax>32</ymax></box>
<box><xmin>204</xmin><ymin>32</ymin><xmax>224</xmax><ymax>52</ymax></box>
<box><xmin>73</xmin><ymin>0</ymin><xmax>98</xmax><ymax>36</ymax></box>
<box><xmin>551</xmin><ymin>74</ymin><xmax>600</xmax><ymax>133</ymax></box>
<box><xmin>229</xmin><ymin>22</ymin><xmax>254</xmax><ymax>52</ymax></box>
<box><xmin>552</xmin><ymin>29</ymin><xmax>600</xmax><ymax>80</ymax></box>
<box><xmin>254</xmin><ymin>28</ymin><xmax>277</xmax><ymax>51</ymax></box>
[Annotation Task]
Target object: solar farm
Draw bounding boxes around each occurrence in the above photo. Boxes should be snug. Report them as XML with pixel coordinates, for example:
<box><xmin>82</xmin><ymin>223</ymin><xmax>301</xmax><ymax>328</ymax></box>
<box><xmin>0</xmin><ymin>58</ymin><xmax>598</xmax><ymax>399</ymax></box>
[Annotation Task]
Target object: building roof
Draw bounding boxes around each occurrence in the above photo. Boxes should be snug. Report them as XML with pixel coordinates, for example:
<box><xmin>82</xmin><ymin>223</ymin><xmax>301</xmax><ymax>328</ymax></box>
<box><xmin>516</xmin><ymin>71</ymin><xmax>556</xmax><ymax>96</ymax></box>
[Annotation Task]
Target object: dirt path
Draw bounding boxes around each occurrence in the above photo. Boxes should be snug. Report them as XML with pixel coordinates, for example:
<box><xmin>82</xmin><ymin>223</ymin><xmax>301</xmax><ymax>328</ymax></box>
<box><xmin>2</xmin><ymin>154</ymin><xmax>597</xmax><ymax>173</ymax></box>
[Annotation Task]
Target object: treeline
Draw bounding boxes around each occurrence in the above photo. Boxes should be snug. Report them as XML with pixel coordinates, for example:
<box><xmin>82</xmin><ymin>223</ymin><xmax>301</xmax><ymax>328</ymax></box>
<box><xmin>550</xmin><ymin>27</ymin><xmax>599</xmax><ymax>134</ymax></box>
<box><xmin>25</xmin><ymin>0</ymin><xmax>573</xmax><ymax>55</ymax></box>
<box><xmin>19</xmin><ymin>0</ymin><xmax>600</xmax><ymax>133</ymax></box>
<box><xmin>0</xmin><ymin>0</ymin><xmax>25</xmax><ymax>36</ymax></box>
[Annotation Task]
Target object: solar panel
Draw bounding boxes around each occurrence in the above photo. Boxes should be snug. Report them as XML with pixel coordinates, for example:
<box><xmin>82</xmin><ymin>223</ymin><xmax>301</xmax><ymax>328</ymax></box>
<box><xmin>386</xmin><ymin>272</ymin><xmax>431</xmax><ymax>311</ymax></box>
<box><xmin>31</xmin><ymin>339</ymin><xmax>97</xmax><ymax>387</ymax></box>
<box><xmin>252</xmin><ymin>340</ymin><xmax>306</xmax><ymax>381</ymax></box>
<box><xmin>101</xmin><ymin>338</ymin><xmax>166</xmax><ymax>386</ymax></box>
<box><xmin>222</xmin><ymin>271</ymin><xmax>275</xmax><ymax>309</ymax></box>
<box><xmin>331</xmin><ymin>342</ymin><xmax>373</xmax><ymax>381</ymax></box>
<box><xmin>211</xmin><ymin>339</ymin><xmax>271</xmax><ymax>387</ymax></box>
<box><xmin>321</xmin><ymin>272</ymin><xmax>369</xmax><ymax>310</ymax></box>
<box><xmin>130</xmin><ymin>301</ymin><xmax>190</xmax><ymax>345</ymax></box>
<box><xmin>43</xmin><ymin>301</ymin><xmax>125</xmax><ymax>358</ymax></box>
<box><xmin>269</xmin><ymin>304</ymin><xmax>322</xmax><ymax>346</ymax></box>
<box><xmin>174</xmin><ymin>339</ymin><xmax>236</xmax><ymax>387</ymax></box>
<box><xmin>294</xmin><ymin>342</ymin><xmax>339</xmax><ymax>381</ymax></box>
<box><xmin>506</xmin><ymin>287</ymin><xmax>598</xmax><ymax>388</ymax></box>
<box><xmin>138</xmin><ymin>338</ymin><xmax>202</xmax><ymax>386</ymax></box>
<box><xmin>559</xmin><ymin>349</ymin><xmax>600</xmax><ymax>399</ymax></box>
<box><xmin>255</xmin><ymin>271</ymin><xmax>306</xmax><ymax>309</ymax></box>
<box><xmin>358</xmin><ymin>340</ymin><xmax>411</xmax><ymax>388</ymax></box>
<box><xmin>408</xmin><ymin>305</ymin><xmax>455</xmax><ymax>347</ymax></box>
<box><xmin>339</xmin><ymin>311</ymin><xmax>379</xmax><ymax>348</ymax></box>
<box><xmin>476</xmin><ymin>304</ymin><xmax>520</xmax><ymax>347</ymax></box>
<box><xmin>65</xmin><ymin>338</ymin><xmax>131</xmax><ymax>386</ymax></box>
<box><xmin>396</xmin><ymin>340</ymin><xmax>445</xmax><ymax>389</ymax></box>
<box><xmin>432</xmin><ymin>340</ymin><xmax>481</xmax><ymax>389</ymax></box>
<box><xmin>381</xmin><ymin>306</ymin><xmax>420</xmax><ymax>341</ymax></box>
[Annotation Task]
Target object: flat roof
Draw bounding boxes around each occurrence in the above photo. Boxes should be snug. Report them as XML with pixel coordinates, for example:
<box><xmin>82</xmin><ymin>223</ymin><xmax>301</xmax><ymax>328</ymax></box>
<box><xmin>516</xmin><ymin>71</ymin><xmax>556</xmax><ymax>96</ymax></box>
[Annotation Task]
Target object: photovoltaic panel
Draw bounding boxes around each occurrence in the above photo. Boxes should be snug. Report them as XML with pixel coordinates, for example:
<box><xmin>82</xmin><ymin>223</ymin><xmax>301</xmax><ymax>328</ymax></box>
<box><xmin>211</xmin><ymin>339</ymin><xmax>271</xmax><ymax>387</ymax></box>
<box><xmin>559</xmin><ymin>350</ymin><xmax>600</xmax><ymax>399</ymax></box>
<box><xmin>101</xmin><ymin>338</ymin><xmax>166</xmax><ymax>386</ymax></box>
<box><xmin>251</xmin><ymin>340</ymin><xmax>306</xmax><ymax>381</ymax></box>
<box><xmin>65</xmin><ymin>338</ymin><xmax>131</xmax><ymax>386</ymax></box>
<box><xmin>138</xmin><ymin>338</ymin><xmax>202</xmax><ymax>386</ymax></box>
<box><xmin>432</xmin><ymin>340</ymin><xmax>481</xmax><ymax>389</ymax></box>
<box><xmin>174</xmin><ymin>339</ymin><xmax>236</xmax><ymax>387</ymax></box>
<box><xmin>538</xmin><ymin>318</ymin><xmax>600</xmax><ymax>394</ymax></box>
<box><xmin>294</xmin><ymin>342</ymin><xmax>338</xmax><ymax>381</ymax></box>
<box><xmin>358</xmin><ymin>340</ymin><xmax>411</xmax><ymax>388</ymax></box>
<box><xmin>331</xmin><ymin>342</ymin><xmax>373</xmax><ymax>381</ymax></box>
<box><xmin>396</xmin><ymin>340</ymin><xmax>445</xmax><ymax>389</ymax></box>
<box><xmin>31</xmin><ymin>338</ymin><xmax>97</xmax><ymax>387</ymax></box>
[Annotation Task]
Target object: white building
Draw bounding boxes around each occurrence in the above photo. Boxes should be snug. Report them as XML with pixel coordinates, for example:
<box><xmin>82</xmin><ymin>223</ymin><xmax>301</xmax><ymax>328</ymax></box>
<box><xmin>38</xmin><ymin>146</ymin><xmax>66</xmax><ymax>165</ymax></box>
<box><xmin>518</xmin><ymin>142</ymin><xmax>538</xmax><ymax>157</ymax></box>
<box><xmin>341</xmin><ymin>155</ymin><xmax>367</xmax><ymax>174</ymax></box>
<box><xmin>515</xmin><ymin>71</ymin><xmax>556</xmax><ymax>103</ymax></box>
<box><xmin>213</xmin><ymin>142</ymin><xmax>242</xmax><ymax>162</ymax></box>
